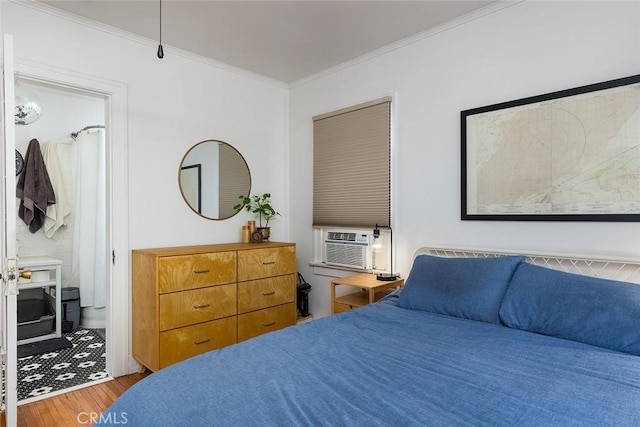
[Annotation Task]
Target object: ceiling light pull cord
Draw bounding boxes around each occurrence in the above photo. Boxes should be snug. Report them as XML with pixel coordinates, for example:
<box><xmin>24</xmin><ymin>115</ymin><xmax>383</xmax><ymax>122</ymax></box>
<box><xmin>157</xmin><ymin>0</ymin><xmax>164</xmax><ymax>59</ymax></box>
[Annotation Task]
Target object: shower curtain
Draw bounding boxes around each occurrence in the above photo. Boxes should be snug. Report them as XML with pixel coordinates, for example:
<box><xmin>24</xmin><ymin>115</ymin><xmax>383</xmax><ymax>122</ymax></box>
<box><xmin>70</xmin><ymin>128</ymin><xmax>107</xmax><ymax>308</ymax></box>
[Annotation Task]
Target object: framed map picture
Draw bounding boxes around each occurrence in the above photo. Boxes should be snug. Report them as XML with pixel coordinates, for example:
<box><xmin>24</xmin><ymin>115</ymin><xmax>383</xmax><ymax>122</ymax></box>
<box><xmin>461</xmin><ymin>74</ymin><xmax>640</xmax><ymax>221</ymax></box>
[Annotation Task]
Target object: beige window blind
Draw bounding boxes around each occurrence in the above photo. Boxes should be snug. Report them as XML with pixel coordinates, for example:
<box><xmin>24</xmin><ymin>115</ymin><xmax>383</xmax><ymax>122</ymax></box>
<box><xmin>313</xmin><ymin>97</ymin><xmax>391</xmax><ymax>227</ymax></box>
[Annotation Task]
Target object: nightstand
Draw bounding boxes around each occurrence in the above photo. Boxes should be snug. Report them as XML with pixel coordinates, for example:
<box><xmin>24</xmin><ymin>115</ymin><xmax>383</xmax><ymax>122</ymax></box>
<box><xmin>331</xmin><ymin>273</ymin><xmax>404</xmax><ymax>314</ymax></box>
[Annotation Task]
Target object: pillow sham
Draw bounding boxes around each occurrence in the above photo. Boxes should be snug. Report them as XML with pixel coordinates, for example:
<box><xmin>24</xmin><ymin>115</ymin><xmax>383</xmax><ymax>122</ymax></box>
<box><xmin>499</xmin><ymin>262</ymin><xmax>640</xmax><ymax>356</ymax></box>
<box><xmin>398</xmin><ymin>254</ymin><xmax>525</xmax><ymax>324</ymax></box>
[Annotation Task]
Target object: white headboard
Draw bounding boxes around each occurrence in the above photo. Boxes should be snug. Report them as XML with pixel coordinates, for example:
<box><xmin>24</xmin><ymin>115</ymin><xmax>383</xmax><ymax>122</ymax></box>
<box><xmin>414</xmin><ymin>247</ymin><xmax>640</xmax><ymax>285</ymax></box>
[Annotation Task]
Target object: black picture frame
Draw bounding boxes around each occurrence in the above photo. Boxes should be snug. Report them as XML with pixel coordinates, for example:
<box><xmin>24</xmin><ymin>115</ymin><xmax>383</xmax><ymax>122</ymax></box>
<box><xmin>461</xmin><ymin>74</ymin><xmax>640</xmax><ymax>222</ymax></box>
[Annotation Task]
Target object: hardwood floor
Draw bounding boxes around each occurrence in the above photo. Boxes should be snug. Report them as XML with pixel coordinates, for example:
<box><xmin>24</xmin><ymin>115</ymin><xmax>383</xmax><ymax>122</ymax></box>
<box><xmin>2</xmin><ymin>372</ymin><xmax>150</xmax><ymax>427</ymax></box>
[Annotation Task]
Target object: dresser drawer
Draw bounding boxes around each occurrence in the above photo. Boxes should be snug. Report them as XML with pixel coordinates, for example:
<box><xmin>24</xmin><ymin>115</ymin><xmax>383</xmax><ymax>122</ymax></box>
<box><xmin>237</xmin><ymin>302</ymin><xmax>296</xmax><ymax>342</ymax></box>
<box><xmin>159</xmin><ymin>317</ymin><xmax>237</xmax><ymax>369</ymax></box>
<box><xmin>237</xmin><ymin>246</ymin><xmax>296</xmax><ymax>281</ymax></box>
<box><xmin>237</xmin><ymin>275</ymin><xmax>295</xmax><ymax>314</ymax></box>
<box><xmin>158</xmin><ymin>252</ymin><xmax>236</xmax><ymax>293</ymax></box>
<box><xmin>159</xmin><ymin>284</ymin><xmax>237</xmax><ymax>331</ymax></box>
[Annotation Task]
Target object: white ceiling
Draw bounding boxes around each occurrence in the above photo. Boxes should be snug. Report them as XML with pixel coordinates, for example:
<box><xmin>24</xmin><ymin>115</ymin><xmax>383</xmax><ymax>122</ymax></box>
<box><xmin>40</xmin><ymin>1</ymin><xmax>497</xmax><ymax>83</ymax></box>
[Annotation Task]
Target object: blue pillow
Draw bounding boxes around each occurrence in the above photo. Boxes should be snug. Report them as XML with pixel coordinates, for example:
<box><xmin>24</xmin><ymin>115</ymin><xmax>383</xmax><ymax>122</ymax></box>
<box><xmin>398</xmin><ymin>254</ymin><xmax>525</xmax><ymax>323</ymax></box>
<box><xmin>499</xmin><ymin>262</ymin><xmax>640</xmax><ymax>356</ymax></box>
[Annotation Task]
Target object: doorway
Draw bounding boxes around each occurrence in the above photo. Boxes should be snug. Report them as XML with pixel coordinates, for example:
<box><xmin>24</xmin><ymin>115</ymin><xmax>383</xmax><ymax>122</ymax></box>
<box><xmin>14</xmin><ymin>77</ymin><xmax>110</xmax><ymax>403</ymax></box>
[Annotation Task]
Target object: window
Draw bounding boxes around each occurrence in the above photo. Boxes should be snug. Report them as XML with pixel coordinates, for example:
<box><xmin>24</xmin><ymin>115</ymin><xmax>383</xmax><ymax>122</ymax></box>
<box><xmin>312</xmin><ymin>97</ymin><xmax>391</xmax><ymax>228</ymax></box>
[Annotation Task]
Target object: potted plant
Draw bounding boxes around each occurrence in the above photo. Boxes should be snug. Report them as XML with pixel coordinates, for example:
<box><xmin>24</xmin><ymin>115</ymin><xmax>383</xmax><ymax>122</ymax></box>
<box><xmin>234</xmin><ymin>193</ymin><xmax>281</xmax><ymax>241</ymax></box>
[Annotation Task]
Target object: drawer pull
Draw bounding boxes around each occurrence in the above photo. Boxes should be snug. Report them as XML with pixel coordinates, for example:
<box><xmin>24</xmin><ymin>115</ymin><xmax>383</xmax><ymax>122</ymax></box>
<box><xmin>193</xmin><ymin>269</ymin><xmax>210</xmax><ymax>274</ymax></box>
<box><xmin>193</xmin><ymin>304</ymin><xmax>210</xmax><ymax>309</ymax></box>
<box><xmin>194</xmin><ymin>338</ymin><xmax>211</xmax><ymax>345</ymax></box>
<box><xmin>263</xmin><ymin>321</ymin><xmax>276</xmax><ymax>327</ymax></box>
<box><xmin>262</xmin><ymin>291</ymin><xmax>275</xmax><ymax>296</ymax></box>
<box><xmin>262</xmin><ymin>261</ymin><xmax>276</xmax><ymax>265</ymax></box>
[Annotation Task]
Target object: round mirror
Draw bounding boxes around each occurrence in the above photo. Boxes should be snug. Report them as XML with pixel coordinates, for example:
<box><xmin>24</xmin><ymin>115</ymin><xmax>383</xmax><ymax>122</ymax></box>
<box><xmin>179</xmin><ymin>140</ymin><xmax>251</xmax><ymax>220</ymax></box>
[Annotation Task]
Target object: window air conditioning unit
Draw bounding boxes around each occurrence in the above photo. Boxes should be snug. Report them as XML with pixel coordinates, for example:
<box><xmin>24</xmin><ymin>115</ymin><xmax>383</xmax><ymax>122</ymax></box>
<box><xmin>324</xmin><ymin>231</ymin><xmax>371</xmax><ymax>270</ymax></box>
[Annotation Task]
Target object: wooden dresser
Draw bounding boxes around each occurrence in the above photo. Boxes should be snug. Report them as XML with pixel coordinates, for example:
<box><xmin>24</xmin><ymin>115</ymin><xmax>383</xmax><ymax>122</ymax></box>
<box><xmin>132</xmin><ymin>242</ymin><xmax>296</xmax><ymax>371</ymax></box>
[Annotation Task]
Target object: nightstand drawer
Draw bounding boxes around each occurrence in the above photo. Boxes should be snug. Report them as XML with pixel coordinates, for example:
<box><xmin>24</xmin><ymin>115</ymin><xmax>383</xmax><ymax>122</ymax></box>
<box><xmin>159</xmin><ymin>317</ymin><xmax>237</xmax><ymax>369</ymax></box>
<box><xmin>237</xmin><ymin>246</ymin><xmax>296</xmax><ymax>281</ymax></box>
<box><xmin>159</xmin><ymin>284</ymin><xmax>237</xmax><ymax>331</ymax></box>
<box><xmin>237</xmin><ymin>275</ymin><xmax>295</xmax><ymax>313</ymax></box>
<box><xmin>237</xmin><ymin>302</ymin><xmax>296</xmax><ymax>342</ymax></box>
<box><xmin>158</xmin><ymin>252</ymin><xmax>236</xmax><ymax>293</ymax></box>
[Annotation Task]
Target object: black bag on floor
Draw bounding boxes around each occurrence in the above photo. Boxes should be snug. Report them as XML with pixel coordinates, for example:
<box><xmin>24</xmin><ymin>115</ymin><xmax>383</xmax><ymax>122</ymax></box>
<box><xmin>297</xmin><ymin>273</ymin><xmax>312</xmax><ymax>317</ymax></box>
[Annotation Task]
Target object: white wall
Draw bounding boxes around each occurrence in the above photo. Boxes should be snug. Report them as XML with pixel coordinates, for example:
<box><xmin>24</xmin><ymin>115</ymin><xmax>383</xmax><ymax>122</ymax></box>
<box><xmin>290</xmin><ymin>1</ymin><xmax>640</xmax><ymax>318</ymax></box>
<box><xmin>2</xmin><ymin>1</ymin><xmax>290</xmax><ymax>375</ymax></box>
<box><xmin>3</xmin><ymin>1</ymin><xmax>290</xmax><ymax>250</ymax></box>
<box><xmin>3</xmin><ymin>0</ymin><xmax>640</xmax><ymax>358</ymax></box>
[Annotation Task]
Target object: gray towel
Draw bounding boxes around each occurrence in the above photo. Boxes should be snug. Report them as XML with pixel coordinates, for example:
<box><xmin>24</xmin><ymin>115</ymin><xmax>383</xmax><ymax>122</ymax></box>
<box><xmin>16</xmin><ymin>138</ymin><xmax>56</xmax><ymax>233</ymax></box>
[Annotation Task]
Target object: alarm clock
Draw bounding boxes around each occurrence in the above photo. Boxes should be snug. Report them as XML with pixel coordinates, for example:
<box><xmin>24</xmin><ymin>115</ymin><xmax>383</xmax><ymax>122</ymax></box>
<box><xmin>251</xmin><ymin>230</ymin><xmax>264</xmax><ymax>243</ymax></box>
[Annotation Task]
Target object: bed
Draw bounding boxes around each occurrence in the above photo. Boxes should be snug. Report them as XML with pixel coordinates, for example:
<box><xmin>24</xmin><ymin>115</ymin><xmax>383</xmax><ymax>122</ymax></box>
<box><xmin>100</xmin><ymin>247</ymin><xmax>640</xmax><ymax>426</ymax></box>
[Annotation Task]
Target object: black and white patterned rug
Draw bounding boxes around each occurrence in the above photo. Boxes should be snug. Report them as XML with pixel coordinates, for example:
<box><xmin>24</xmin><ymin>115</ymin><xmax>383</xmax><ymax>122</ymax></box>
<box><xmin>17</xmin><ymin>328</ymin><xmax>107</xmax><ymax>401</ymax></box>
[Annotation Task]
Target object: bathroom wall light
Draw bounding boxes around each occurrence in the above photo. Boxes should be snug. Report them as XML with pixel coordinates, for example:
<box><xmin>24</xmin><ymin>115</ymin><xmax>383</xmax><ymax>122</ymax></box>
<box><xmin>15</xmin><ymin>82</ymin><xmax>42</xmax><ymax>125</ymax></box>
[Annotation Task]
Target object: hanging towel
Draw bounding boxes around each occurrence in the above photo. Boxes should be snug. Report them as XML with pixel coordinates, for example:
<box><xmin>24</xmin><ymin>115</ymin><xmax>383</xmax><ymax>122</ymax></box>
<box><xmin>43</xmin><ymin>141</ymin><xmax>72</xmax><ymax>239</ymax></box>
<box><xmin>16</xmin><ymin>138</ymin><xmax>56</xmax><ymax>233</ymax></box>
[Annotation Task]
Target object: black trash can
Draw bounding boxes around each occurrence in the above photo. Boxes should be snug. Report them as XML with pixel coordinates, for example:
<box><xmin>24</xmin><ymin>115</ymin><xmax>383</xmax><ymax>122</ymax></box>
<box><xmin>61</xmin><ymin>287</ymin><xmax>80</xmax><ymax>333</ymax></box>
<box><xmin>296</xmin><ymin>273</ymin><xmax>312</xmax><ymax>317</ymax></box>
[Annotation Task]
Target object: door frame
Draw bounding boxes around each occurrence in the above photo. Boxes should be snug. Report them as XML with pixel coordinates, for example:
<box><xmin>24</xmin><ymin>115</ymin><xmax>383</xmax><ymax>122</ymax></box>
<box><xmin>12</xmin><ymin>59</ymin><xmax>132</xmax><ymax>378</ymax></box>
<box><xmin>2</xmin><ymin>34</ymin><xmax>18</xmax><ymax>426</ymax></box>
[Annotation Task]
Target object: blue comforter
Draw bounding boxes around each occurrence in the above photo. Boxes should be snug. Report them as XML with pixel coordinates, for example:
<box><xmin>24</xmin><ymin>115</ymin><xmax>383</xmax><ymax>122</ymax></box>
<box><xmin>101</xmin><ymin>295</ymin><xmax>640</xmax><ymax>426</ymax></box>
